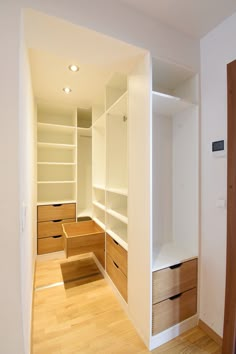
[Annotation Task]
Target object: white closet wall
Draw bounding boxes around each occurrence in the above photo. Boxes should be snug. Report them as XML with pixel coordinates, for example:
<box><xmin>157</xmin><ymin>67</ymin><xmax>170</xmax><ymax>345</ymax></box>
<box><xmin>128</xmin><ymin>54</ymin><xmax>152</xmax><ymax>345</ymax></box>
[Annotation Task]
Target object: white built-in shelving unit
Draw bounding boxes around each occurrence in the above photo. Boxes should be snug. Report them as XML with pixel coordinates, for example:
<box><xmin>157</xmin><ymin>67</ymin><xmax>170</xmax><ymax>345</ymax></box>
<box><xmin>92</xmin><ymin>73</ymin><xmax>128</xmax><ymax>250</ymax></box>
<box><xmin>37</xmin><ymin>104</ymin><xmax>92</xmax><ymax>216</ymax></box>
<box><xmin>37</xmin><ymin>105</ymin><xmax>77</xmax><ymax>205</ymax></box>
<box><xmin>152</xmin><ymin>59</ymin><xmax>199</xmax><ymax>271</ymax></box>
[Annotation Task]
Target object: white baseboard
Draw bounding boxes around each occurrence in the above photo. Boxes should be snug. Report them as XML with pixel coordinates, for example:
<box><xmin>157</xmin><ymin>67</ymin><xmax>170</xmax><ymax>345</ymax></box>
<box><xmin>149</xmin><ymin>314</ymin><xmax>199</xmax><ymax>350</ymax></box>
<box><xmin>149</xmin><ymin>315</ymin><xmax>198</xmax><ymax>350</ymax></box>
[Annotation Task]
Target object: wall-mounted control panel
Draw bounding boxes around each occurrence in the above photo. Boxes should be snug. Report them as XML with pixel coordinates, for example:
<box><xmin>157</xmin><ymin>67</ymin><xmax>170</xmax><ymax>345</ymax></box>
<box><xmin>212</xmin><ymin>140</ymin><xmax>226</xmax><ymax>157</ymax></box>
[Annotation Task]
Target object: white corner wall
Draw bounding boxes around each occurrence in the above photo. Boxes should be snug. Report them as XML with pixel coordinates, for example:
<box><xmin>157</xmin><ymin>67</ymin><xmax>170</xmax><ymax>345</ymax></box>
<box><xmin>0</xmin><ymin>2</ymin><xmax>25</xmax><ymax>354</ymax></box>
<box><xmin>200</xmin><ymin>11</ymin><xmax>236</xmax><ymax>336</ymax></box>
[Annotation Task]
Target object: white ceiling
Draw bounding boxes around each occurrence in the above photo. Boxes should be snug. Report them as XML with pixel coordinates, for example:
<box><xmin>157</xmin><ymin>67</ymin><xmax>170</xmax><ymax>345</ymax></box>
<box><xmin>119</xmin><ymin>0</ymin><xmax>236</xmax><ymax>38</ymax></box>
<box><xmin>25</xmin><ymin>10</ymin><xmax>145</xmax><ymax>108</ymax></box>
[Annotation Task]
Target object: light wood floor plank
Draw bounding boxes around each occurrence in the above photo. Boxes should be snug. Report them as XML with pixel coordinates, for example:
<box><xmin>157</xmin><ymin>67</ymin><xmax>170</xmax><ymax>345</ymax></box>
<box><xmin>32</xmin><ymin>255</ymin><xmax>222</xmax><ymax>354</ymax></box>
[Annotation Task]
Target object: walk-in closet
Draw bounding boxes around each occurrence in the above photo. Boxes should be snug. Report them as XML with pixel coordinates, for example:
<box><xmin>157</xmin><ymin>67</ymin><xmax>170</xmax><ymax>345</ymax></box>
<box><xmin>25</xmin><ymin>8</ymin><xmax>199</xmax><ymax>350</ymax></box>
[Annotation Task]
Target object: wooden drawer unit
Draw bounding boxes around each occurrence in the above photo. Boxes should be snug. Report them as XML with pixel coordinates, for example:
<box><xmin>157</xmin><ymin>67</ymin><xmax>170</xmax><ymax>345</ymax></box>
<box><xmin>37</xmin><ymin>203</ymin><xmax>76</xmax><ymax>255</ymax></box>
<box><xmin>152</xmin><ymin>287</ymin><xmax>197</xmax><ymax>335</ymax></box>
<box><xmin>38</xmin><ymin>235</ymin><xmax>64</xmax><ymax>255</ymax></box>
<box><xmin>37</xmin><ymin>203</ymin><xmax>76</xmax><ymax>222</ymax></box>
<box><xmin>106</xmin><ymin>234</ymin><xmax>127</xmax><ymax>276</ymax></box>
<box><xmin>38</xmin><ymin>218</ymin><xmax>75</xmax><ymax>238</ymax></box>
<box><xmin>106</xmin><ymin>254</ymin><xmax>127</xmax><ymax>302</ymax></box>
<box><xmin>153</xmin><ymin>259</ymin><xmax>197</xmax><ymax>304</ymax></box>
<box><xmin>63</xmin><ymin>221</ymin><xmax>105</xmax><ymax>267</ymax></box>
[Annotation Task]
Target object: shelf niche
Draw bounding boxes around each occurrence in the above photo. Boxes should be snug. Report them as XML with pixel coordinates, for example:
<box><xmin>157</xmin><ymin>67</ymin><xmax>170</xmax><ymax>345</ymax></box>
<box><xmin>152</xmin><ymin>58</ymin><xmax>199</xmax><ymax>271</ymax></box>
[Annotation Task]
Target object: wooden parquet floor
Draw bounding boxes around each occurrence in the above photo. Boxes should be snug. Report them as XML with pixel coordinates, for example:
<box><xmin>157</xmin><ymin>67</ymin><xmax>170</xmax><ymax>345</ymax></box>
<box><xmin>32</xmin><ymin>254</ymin><xmax>222</xmax><ymax>354</ymax></box>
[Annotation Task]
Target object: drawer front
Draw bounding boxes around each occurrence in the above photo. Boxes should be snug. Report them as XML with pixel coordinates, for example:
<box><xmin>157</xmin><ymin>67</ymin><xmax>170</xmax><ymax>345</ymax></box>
<box><xmin>65</xmin><ymin>232</ymin><xmax>105</xmax><ymax>258</ymax></box>
<box><xmin>153</xmin><ymin>259</ymin><xmax>197</xmax><ymax>304</ymax></box>
<box><xmin>106</xmin><ymin>254</ymin><xmax>127</xmax><ymax>302</ymax></box>
<box><xmin>37</xmin><ymin>235</ymin><xmax>64</xmax><ymax>255</ymax></box>
<box><xmin>38</xmin><ymin>203</ymin><xmax>76</xmax><ymax>222</ymax></box>
<box><xmin>106</xmin><ymin>234</ymin><xmax>127</xmax><ymax>276</ymax></box>
<box><xmin>152</xmin><ymin>287</ymin><xmax>197</xmax><ymax>335</ymax></box>
<box><xmin>38</xmin><ymin>219</ymin><xmax>75</xmax><ymax>238</ymax></box>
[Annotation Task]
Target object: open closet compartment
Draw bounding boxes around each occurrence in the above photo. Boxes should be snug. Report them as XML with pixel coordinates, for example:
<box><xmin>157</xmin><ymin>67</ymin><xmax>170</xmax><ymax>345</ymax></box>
<box><xmin>77</xmin><ymin>116</ymin><xmax>92</xmax><ymax>220</ymax></box>
<box><xmin>91</xmin><ymin>72</ymin><xmax>129</xmax><ymax>247</ymax></box>
<box><xmin>151</xmin><ymin>57</ymin><xmax>199</xmax><ymax>347</ymax></box>
<box><xmin>152</xmin><ymin>58</ymin><xmax>199</xmax><ymax>271</ymax></box>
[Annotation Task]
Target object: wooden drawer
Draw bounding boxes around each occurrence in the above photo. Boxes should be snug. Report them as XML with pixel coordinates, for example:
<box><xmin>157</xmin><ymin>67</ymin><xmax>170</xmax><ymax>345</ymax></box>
<box><xmin>152</xmin><ymin>287</ymin><xmax>197</xmax><ymax>335</ymax></box>
<box><xmin>37</xmin><ymin>235</ymin><xmax>64</xmax><ymax>255</ymax></box>
<box><xmin>106</xmin><ymin>234</ymin><xmax>127</xmax><ymax>276</ymax></box>
<box><xmin>37</xmin><ymin>203</ymin><xmax>76</xmax><ymax>222</ymax></box>
<box><xmin>153</xmin><ymin>259</ymin><xmax>197</xmax><ymax>304</ymax></box>
<box><xmin>37</xmin><ymin>218</ymin><xmax>75</xmax><ymax>239</ymax></box>
<box><xmin>106</xmin><ymin>254</ymin><xmax>127</xmax><ymax>302</ymax></box>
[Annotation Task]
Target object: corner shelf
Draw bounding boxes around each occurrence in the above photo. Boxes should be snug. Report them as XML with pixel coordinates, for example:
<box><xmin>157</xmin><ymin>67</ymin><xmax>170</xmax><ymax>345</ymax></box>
<box><xmin>106</xmin><ymin>91</ymin><xmax>127</xmax><ymax>116</ymax></box>
<box><xmin>37</xmin><ymin>180</ymin><xmax>75</xmax><ymax>184</ymax></box>
<box><xmin>152</xmin><ymin>91</ymin><xmax>195</xmax><ymax>116</ymax></box>
<box><xmin>106</xmin><ymin>208</ymin><xmax>128</xmax><ymax>224</ymax></box>
<box><xmin>37</xmin><ymin>122</ymin><xmax>76</xmax><ymax>130</ymax></box>
<box><xmin>37</xmin><ymin>199</ymin><xmax>76</xmax><ymax>206</ymax></box>
<box><xmin>93</xmin><ymin>184</ymin><xmax>106</xmax><ymax>191</ymax></box>
<box><xmin>37</xmin><ymin>142</ymin><xmax>76</xmax><ymax>149</ymax></box>
<box><xmin>93</xmin><ymin>201</ymin><xmax>106</xmax><ymax>211</ymax></box>
<box><xmin>77</xmin><ymin>127</ymin><xmax>92</xmax><ymax>137</ymax></box>
<box><xmin>106</xmin><ymin>187</ymin><xmax>128</xmax><ymax>196</ymax></box>
<box><xmin>37</xmin><ymin>162</ymin><xmax>76</xmax><ymax>165</ymax></box>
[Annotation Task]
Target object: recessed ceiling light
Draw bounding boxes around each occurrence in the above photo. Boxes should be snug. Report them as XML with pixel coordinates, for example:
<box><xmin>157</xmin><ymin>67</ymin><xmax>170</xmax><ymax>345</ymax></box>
<box><xmin>68</xmin><ymin>64</ymin><xmax>79</xmax><ymax>72</ymax></box>
<box><xmin>63</xmin><ymin>87</ymin><xmax>72</xmax><ymax>94</ymax></box>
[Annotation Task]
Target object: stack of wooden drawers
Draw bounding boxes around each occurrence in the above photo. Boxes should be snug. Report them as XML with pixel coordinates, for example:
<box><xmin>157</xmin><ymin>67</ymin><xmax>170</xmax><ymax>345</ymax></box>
<box><xmin>152</xmin><ymin>258</ymin><xmax>197</xmax><ymax>334</ymax></box>
<box><xmin>106</xmin><ymin>234</ymin><xmax>128</xmax><ymax>302</ymax></box>
<box><xmin>37</xmin><ymin>203</ymin><xmax>76</xmax><ymax>255</ymax></box>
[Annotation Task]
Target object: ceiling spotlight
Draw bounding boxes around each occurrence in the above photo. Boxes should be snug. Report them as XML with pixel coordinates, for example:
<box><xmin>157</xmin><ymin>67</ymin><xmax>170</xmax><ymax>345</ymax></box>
<box><xmin>63</xmin><ymin>87</ymin><xmax>72</xmax><ymax>94</ymax></box>
<box><xmin>68</xmin><ymin>64</ymin><xmax>79</xmax><ymax>72</ymax></box>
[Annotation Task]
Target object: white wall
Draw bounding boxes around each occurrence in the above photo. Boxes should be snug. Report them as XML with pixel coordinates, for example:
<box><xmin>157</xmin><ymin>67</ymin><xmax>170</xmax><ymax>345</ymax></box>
<box><xmin>19</xmin><ymin>20</ymin><xmax>37</xmax><ymax>352</ymax></box>
<box><xmin>0</xmin><ymin>1</ymin><xmax>200</xmax><ymax>353</ymax></box>
<box><xmin>200</xmin><ymin>12</ymin><xmax>236</xmax><ymax>336</ymax></box>
<box><xmin>0</xmin><ymin>2</ymin><xmax>25</xmax><ymax>354</ymax></box>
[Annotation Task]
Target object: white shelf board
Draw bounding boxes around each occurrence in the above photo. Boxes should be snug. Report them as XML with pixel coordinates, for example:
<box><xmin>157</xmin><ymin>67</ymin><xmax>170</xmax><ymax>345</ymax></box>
<box><xmin>37</xmin><ymin>142</ymin><xmax>76</xmax><ymax>149</ymax></box>
<box><xmin>152</xmin><ymin>91</ymin><xmax>195</xmax><ymax>116</ymax></box>
<box><xmin>106</xmin><ymin>187</ymin><xmax>128</xmax><ymax>196</ymax></box>
<box><xmin>93</xmin><ymin>201</ymin><xmax>106</xmax><ymax>211</ymax></box>
<box><xmin>106</xmin><ymin>208</ymin><xmax>128</xmax><ymax>224</ymax></box>
<box><xmin>37</xmin><ymin>180</ymin><xmax>76</xmax><ymax>184</ymax></box>
<box><xmin>37</xmin><ymin>162</ymin><xmax>76</xmax><ymax>165</ymax></box>
<box><xmin>93</xmin><ymin>217</ymin><xmax>105</xmax><ymax>231</ymax></box>
<box><xmin>152</xmin><ymin>242</ymin><xmax>198</xmax><ymax>272</ymax></box>
<box><xmin>37</xmin><ymin>200</ymin><xmax>76</xmax><ymax>206</ymax></box>
<box><xmin>106</xmin><ymin>228</ymin><xmax>128</xmax><ymax>251</ymax></box>
<box><xmin>106</xmin><ymin>91</ymin><xmax>127</xmax><ymax>116</ymax></box>
<box><xmin>37</xmin><ymin>122</ymin><xmax>76</xmax><ymax>130</ymax></box>
<box><xmin>77</xmin><ymin>127</ymin><xmax>92</xmax><ymax>137</ymax></box>
<box><xmin>93</xmin><ymin>184</ymin><xmax>106</xmax><ymax>191</ymax></box>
